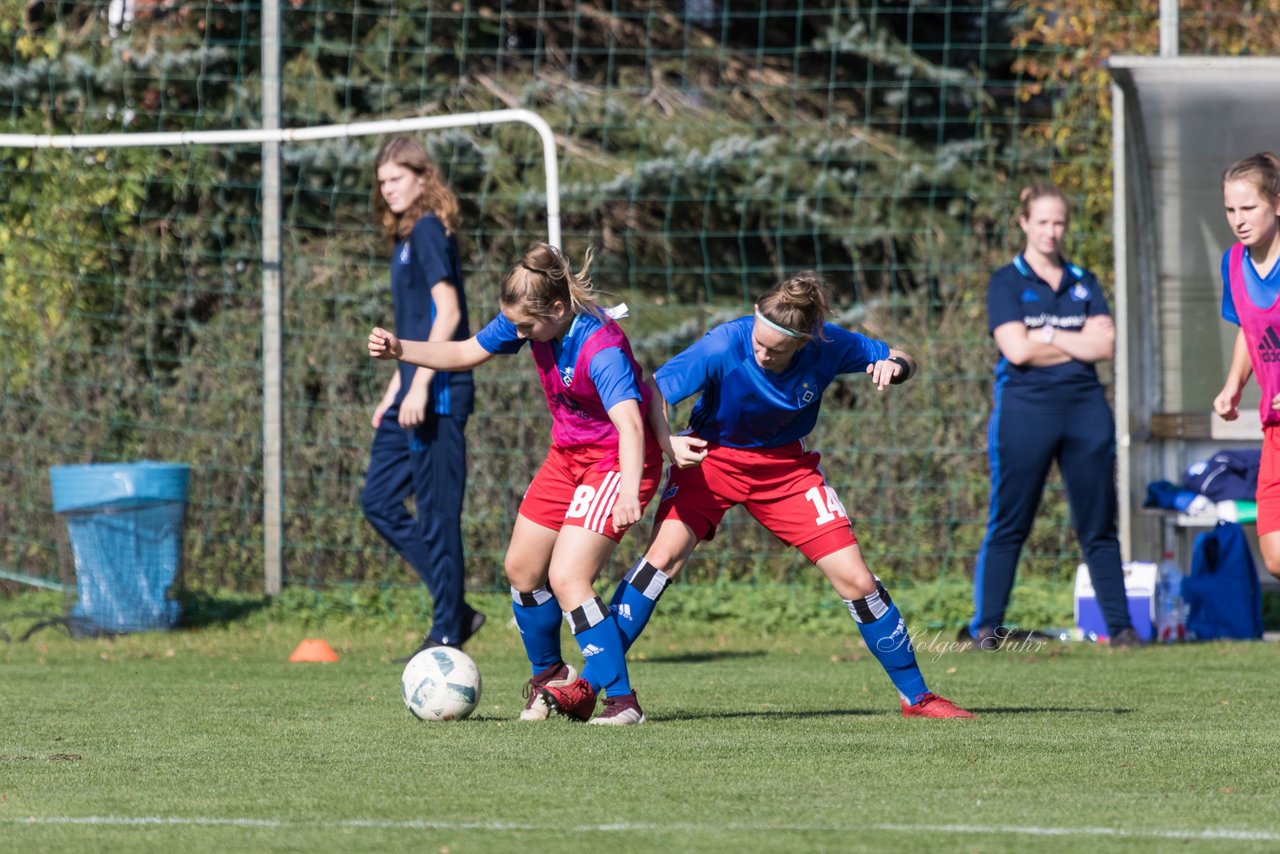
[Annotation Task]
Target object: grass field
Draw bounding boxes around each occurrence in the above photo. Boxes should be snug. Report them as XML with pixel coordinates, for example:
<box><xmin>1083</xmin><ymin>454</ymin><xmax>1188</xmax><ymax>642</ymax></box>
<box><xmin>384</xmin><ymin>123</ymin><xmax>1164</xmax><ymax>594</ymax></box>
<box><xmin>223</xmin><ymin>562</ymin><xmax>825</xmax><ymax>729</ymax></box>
<box><xmin>2</xmin><ymin>590</ymin><xmax>1278</xmax><ymax>853</ymax></box>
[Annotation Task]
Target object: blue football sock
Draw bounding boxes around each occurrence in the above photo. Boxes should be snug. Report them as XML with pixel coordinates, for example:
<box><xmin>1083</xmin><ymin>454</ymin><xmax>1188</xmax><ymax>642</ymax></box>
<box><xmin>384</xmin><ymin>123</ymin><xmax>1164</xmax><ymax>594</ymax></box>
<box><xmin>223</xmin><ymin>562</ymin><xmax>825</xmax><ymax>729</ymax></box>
<box><xmin>846</xmin><ymin>579</ymin><xmax>929</xmax><ymax>704</ymax></box>
<box><xmin>566</xmin><ymin>596</ymin><xmax>631</xmax><ymax>697</ymax></box>
<box><xmin>609</xmin><ymin>558</ymin><xmax>672</xmax><ymax>652</ymax></box>
<box><xmin>510</xmin><ymin>586</ymin><xmax>562</xmax><ymax>675</ymax></box>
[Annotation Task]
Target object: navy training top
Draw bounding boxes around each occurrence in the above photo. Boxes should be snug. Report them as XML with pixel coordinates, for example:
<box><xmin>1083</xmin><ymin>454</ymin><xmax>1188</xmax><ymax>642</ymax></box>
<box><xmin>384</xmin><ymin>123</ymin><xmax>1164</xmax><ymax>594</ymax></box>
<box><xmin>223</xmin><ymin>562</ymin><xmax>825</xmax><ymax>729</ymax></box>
<box><xmin>653</xmin><ymin>316</ymin><xmax>889</xmax><ymax>449</ymax></box>
<box><xmin>987</xmin><ymin>254</ymin><xmax>1109</xmax><ymax>404</ymax></box>
<box><xmin>389</xmin><ymin>214</ymin><xmax>474</xmax><ymax>418</ymax></box>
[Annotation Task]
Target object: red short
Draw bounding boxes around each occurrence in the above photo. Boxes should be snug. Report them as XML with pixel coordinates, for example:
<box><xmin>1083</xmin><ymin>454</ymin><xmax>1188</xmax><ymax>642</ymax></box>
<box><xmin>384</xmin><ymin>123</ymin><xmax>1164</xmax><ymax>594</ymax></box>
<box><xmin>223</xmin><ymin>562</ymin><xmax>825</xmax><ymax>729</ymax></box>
<box><xmin>1257</xmin><ymin>425</ymin><xmax>1280</xmax><ymax>536</ymax></box>
<box><xmin>518</xmin><ymin>441</ymin><xmax>664</xmax><ymax>543</ymax></box>
<box><xmin>654</xmin><ymin>441</ymin><xmax>858</xmax><ymax>562</ymax></box>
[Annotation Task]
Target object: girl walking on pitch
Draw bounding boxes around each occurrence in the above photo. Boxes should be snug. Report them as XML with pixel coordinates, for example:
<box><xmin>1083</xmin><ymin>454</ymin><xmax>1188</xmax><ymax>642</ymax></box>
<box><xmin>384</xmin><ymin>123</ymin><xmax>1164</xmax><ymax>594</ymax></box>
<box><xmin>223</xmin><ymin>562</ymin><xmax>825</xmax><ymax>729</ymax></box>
<box><xmin>369</xmin><ymin>242</ymin><xmax>663</xmax><ymax>725</ymax></box>
<box><xmin>362</xmin><ymin>136</ymin><xmax>482</xmax><ymax>661</ymax></box>
<box><xmin>608</xmin><ymin>271</ymin><xmax>975</xmax><ymax>719</ymax></box>
<box><xmin>1213</xmin><ymin>152</ymin><xmax>1280</xmax><ymax>579</ymax></box>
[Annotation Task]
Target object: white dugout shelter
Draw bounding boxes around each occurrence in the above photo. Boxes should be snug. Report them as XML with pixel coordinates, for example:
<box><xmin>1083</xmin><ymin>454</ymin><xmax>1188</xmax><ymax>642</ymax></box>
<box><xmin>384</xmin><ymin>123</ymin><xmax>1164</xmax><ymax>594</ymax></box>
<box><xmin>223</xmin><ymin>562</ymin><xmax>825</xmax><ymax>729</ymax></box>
<box><xmin>1111</xmin><ymin>56</ymin><xmax>1280</xmax><ymax>577</ymax></box>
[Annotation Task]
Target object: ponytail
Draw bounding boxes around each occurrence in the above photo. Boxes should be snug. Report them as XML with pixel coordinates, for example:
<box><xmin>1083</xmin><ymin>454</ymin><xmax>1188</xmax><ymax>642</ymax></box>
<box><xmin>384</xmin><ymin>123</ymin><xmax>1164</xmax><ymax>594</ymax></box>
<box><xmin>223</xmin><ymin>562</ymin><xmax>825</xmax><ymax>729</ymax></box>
<box><xmin>756</xmin><ymin>270</ymin><xmax>831</xmax><ymax>340</ymax></box>
<box><xmin>499</xmin><ymin>243</ymin><xmax>603</xmax><ymax>320</ymax></box>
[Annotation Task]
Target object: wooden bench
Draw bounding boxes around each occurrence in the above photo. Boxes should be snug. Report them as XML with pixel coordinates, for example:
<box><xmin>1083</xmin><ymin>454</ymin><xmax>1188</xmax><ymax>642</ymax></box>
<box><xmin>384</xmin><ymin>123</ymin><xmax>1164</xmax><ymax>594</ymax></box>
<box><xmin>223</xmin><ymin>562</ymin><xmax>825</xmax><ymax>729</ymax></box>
<box><xmin>1143</xmin><ymin>411</ymin><xmax>1276</xmax><ymax>590</ymax></box>
<box><xmin>1148</xmin><ymin>410</ymin><xmax>1262</xmax><ymax>441</ymax></box>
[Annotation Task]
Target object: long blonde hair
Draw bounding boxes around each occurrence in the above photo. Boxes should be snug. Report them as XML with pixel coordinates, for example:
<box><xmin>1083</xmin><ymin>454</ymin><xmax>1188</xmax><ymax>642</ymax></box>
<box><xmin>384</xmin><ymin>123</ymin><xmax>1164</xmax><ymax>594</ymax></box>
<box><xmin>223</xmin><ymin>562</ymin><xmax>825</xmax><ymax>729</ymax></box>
<box><xmin>371</xmin><ymin>136</ymin><xmax>461</xmax><ymax>241</ymax></box>
<box><xmin>756</xmin><ymin>270</ymin><xmax>831</xmax><ymax>339</ymax></box>
<box><xmin>499</xmin><ymin>243</ymin><xmax>603</xmax><ymax>320</ymax></box>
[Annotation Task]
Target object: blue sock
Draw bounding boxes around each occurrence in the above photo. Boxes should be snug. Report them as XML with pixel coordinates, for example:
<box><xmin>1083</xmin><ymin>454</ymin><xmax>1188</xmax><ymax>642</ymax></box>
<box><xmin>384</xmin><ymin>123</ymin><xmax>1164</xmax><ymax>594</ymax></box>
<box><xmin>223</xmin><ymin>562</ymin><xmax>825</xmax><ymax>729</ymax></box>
<box><xmin>510</xmin><ymin>586</ymin><xmax>562</xmax><ymax>675</ymax></box>
<box><xmin>566</xmin><ymin>596</ymin><xmax>631</xmax><ymax>697</ymax></box>
<box><xmin>609</xmin><ymin>558</ymin><xmax>672</xmax><ymax>652</ymax></box>
<box><xmin>846</xmin><ymin>579</ymin><xmax>929</xmax><ymax>704</ymax></box>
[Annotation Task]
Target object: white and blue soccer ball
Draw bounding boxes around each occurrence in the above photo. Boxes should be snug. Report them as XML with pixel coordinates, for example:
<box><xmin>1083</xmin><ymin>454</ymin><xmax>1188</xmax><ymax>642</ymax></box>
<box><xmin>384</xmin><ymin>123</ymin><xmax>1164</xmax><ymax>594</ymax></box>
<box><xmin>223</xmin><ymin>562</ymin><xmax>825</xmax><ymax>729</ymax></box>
<box><xmin>401</xmin><ymin>646</ymin><xmax>482</xmax><ymax>721</ymax></box>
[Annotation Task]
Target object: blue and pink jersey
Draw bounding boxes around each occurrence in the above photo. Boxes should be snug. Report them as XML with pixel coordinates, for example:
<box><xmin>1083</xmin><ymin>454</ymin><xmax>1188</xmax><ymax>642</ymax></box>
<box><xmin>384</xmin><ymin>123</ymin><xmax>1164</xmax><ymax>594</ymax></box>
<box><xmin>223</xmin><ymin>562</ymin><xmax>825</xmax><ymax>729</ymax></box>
<box><xmin>653</xmin><ymin>316</ymin><xmax>889</xmax><ymax>448</ymax></box>
<box><xmin>1221</xmin><ymin>242</ymin><xmax>1280</xmax><ymax>426</ymax></box>
<box><xmin>476</xmin><ymin>308</ymin><xmax>652</xmax><ymax>454</ymax></box>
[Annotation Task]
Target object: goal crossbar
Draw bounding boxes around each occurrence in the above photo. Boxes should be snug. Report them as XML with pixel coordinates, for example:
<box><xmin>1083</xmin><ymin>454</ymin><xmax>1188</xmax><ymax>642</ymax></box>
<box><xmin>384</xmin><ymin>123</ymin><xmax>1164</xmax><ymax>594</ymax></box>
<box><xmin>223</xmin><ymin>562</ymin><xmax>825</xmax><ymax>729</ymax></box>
<box><xmin>0</xmin><ymin>110</ymin><xmax>561</xmax><ymax>243</ymax></box>
<box><xmin>2</xmin><ymin>109</ymin><xmax>561</xmax><ymax>593</ymax></box>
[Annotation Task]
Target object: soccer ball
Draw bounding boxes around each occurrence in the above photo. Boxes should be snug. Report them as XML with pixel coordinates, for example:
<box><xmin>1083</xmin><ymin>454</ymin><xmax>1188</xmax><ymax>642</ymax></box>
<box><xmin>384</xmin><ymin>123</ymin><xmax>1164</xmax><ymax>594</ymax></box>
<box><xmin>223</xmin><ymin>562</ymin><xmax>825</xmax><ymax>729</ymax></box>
<box><xmin>400</xmin><ymin>646</ymin><xmax>482</xmax><ymax>721</ymax></box>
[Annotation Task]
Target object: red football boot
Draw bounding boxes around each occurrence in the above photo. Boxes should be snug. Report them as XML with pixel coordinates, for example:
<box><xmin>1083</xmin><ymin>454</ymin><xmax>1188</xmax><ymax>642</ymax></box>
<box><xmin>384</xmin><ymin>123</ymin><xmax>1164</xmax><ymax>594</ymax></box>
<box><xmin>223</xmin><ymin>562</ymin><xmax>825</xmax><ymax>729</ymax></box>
<box><xmin>900</xmin><ymin>692</ymin><xmax>976</xmax><ymax>719</ymax></box>
<box><xmin>541</xmin><ymin>677</ymin><xmax>598</xmax><ymax>721</ymax></box>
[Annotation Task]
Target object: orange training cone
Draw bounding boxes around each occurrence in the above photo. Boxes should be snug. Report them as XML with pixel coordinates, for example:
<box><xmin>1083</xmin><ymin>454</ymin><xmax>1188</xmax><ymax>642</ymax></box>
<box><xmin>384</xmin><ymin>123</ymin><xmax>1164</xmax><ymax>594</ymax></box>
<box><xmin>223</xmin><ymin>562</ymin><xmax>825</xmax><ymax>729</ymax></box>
<box><xmin>289</xmin><ymin>638</ymin><xmax>340</xmax><ymax>663</ymax></box>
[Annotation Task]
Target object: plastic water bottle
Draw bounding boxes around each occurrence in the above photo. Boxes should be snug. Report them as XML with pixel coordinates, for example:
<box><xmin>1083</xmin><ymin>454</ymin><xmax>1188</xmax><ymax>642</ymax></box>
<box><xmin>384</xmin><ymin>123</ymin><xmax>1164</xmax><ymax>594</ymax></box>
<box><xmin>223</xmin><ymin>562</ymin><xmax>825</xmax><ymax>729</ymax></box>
<box><xmin>1155</xmin><ymin>552</ymin><xmax>1188</xmax><ymax>643</ymax></box>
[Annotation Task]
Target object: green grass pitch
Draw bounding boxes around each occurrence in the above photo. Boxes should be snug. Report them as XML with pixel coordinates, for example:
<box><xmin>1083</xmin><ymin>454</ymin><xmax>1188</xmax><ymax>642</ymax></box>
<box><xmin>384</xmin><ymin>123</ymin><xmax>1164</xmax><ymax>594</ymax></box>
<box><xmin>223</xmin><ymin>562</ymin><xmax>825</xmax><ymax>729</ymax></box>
<box><xmin>2</xmin><ymin>592</ymin><xmax>1278</xmax><ymax>853</ymax></box>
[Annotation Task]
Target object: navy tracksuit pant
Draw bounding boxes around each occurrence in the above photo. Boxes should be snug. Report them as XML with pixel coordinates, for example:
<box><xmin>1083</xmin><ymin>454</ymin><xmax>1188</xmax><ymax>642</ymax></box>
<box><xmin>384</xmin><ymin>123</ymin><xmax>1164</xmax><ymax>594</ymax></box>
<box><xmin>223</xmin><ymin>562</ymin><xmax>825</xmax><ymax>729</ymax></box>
<box><xmin>970</xmin><ymin>388</ymin><xmax>1133</xmax><ymax>636</ymax></box>
<box><xmin>361</xmin><ymin>412</ymin><xmax>471</xmax><ymax>644</ymax></box>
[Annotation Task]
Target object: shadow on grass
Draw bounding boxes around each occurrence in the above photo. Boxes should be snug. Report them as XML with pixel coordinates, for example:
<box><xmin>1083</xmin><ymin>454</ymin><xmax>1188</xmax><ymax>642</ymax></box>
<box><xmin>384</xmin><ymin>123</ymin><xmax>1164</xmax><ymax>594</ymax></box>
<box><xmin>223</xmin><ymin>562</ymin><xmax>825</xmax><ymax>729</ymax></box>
<box><xmin>177</xmin><ymin>591</ymin><xmax>271</xmax><ymax>628</ymax></box>
<box><xmin>465</xmin><ymin>705</ymin><xmax>1135</xmax><ymax>723</ymax></box>
<box><xmin>633</xmin><ymin>650</ymin><xmax>767</xmax><ymax>664</ymax></box>
<box><xmin>954</xmin><ymin>706</ymin><xmax>1137</xmax><ymax>715</ymax></box>
<box><xmin>655</xmin><ymin>707</ymin><xmax>879</xmax><ymax>722</ymax></box>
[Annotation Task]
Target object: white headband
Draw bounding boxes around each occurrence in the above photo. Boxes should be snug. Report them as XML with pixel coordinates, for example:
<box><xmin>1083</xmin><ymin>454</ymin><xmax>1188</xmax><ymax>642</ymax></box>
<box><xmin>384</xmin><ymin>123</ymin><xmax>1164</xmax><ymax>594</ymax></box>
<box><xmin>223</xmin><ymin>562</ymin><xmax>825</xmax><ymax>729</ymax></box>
<box><xmin>754</xmin><ymin>307</ymin><xmax>808</xmax><ymax>340</ymax></box>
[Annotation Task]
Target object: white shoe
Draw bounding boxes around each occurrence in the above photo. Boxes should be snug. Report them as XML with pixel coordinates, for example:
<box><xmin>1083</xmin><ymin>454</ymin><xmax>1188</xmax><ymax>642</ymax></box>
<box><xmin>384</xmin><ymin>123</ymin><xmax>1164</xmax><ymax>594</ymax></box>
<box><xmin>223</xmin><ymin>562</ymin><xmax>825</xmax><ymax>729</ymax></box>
<box><xmin>587</xmin><ymin>690</ymin><xmax>646</xmax><ymax>726</ymax></box>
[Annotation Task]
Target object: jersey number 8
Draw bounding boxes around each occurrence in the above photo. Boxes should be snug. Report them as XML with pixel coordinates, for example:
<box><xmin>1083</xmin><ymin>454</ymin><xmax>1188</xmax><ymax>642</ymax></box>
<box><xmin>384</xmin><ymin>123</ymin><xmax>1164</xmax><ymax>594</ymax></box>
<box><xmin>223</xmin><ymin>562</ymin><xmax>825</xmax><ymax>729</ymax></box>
<box><xmin>566</xmin><ymin>484</ymin><xmax>600</xmax><ymax>519</ymax></box>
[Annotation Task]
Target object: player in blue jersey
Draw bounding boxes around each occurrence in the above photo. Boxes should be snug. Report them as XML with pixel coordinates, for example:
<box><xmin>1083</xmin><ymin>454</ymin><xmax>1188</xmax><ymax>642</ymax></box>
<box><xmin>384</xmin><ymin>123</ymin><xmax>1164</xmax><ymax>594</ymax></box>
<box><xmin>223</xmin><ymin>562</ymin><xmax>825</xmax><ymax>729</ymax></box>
<box><xmin>963</xmin><ymin>182</ymin><xmax>1138</xmax><ymax>649</ymax></box>
<box><xmin>609</xmin><ymin>270</ymin><xmax>975</xmax><ymax>719</ymax></box>
<box><xmin>370</xmin><ymin>242</ymin><xmax>664</xmax><ymax>725</ymax></box>
<box><xmin>362</xmin><ymin>137</ymin><xmax>484</xmax><ymax>663</ymax></box>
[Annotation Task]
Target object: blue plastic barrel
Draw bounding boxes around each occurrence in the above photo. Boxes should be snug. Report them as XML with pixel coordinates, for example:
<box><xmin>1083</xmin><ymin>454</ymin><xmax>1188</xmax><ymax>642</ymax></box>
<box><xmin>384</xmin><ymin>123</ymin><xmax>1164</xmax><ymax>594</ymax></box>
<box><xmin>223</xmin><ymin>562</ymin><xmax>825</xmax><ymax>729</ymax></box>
<box><xmin>49</xmin><ymin>462</ymin><xmax>190</xmax><ymax>634</ymax></box>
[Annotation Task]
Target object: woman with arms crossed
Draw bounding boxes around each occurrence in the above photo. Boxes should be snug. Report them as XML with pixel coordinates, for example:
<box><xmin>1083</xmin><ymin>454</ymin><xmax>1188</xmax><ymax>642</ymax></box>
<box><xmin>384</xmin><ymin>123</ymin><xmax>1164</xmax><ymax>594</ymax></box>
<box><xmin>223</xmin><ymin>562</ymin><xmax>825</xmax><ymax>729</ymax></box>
<box><xmin>962</xmin><ymin>183</ymin><xmax>1138</xmax><ymax>649</ymax></box>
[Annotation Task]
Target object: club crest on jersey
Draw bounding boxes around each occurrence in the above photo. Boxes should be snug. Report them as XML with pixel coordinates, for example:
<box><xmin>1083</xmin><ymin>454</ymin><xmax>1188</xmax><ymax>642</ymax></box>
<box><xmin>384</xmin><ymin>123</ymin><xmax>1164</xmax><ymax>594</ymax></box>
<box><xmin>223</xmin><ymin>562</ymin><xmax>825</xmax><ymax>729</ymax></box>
<box><xmin>661</xmin><ymin>485</ymin><xmax>678</xmax><ymax>502</ymax></box>
<box><xmin>1070</xmin><ymin>283</ymin><xmax>1089</xmax><ymax>301</ymax></box>
<box><xmin>399</xmin><ymin>242</ymin><xmax>411</xmax><ymax>264</ymax></box>
<box><xmin>798</xmin><ymin>382</ymin><xmax>815</xmax><ymax>405</ymax></box>
<box><xmin>560</xmin><ymin>366</ymin><xmax>575</xmax><ymax>386</ymax></box>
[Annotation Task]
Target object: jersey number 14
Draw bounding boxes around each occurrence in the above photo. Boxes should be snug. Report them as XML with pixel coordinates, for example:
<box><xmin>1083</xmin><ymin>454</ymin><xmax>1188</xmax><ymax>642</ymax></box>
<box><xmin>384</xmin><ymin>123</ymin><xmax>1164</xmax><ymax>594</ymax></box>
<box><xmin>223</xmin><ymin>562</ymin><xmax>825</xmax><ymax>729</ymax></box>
<box><xmin>805</xmin><ymin>485</ymin><xmax>848</xmax><ymax>526</ymax></box>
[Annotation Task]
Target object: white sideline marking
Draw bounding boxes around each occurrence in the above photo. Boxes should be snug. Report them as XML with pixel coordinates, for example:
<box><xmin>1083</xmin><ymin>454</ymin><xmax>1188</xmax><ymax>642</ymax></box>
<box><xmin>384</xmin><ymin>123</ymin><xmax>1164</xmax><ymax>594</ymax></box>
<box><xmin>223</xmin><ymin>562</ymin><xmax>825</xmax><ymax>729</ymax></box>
<box><xmin>3</xmin><ymin>816</ymin><xmax>1279</xmax><ymax>841</ymax></box>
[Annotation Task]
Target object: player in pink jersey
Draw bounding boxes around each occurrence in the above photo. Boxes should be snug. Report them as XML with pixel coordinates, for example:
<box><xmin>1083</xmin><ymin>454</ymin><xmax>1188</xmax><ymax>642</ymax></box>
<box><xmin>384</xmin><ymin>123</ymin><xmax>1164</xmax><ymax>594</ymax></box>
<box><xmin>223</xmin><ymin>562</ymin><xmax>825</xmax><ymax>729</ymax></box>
<box><xmin>369</xmin><ymin>242</ymin><xmax>663</xmax><ymax>725</ymax></box>
<box><xmin>1213</xmin><ymin>152</ymin><xmax>1280</xmax><ymax>577</ymax></box>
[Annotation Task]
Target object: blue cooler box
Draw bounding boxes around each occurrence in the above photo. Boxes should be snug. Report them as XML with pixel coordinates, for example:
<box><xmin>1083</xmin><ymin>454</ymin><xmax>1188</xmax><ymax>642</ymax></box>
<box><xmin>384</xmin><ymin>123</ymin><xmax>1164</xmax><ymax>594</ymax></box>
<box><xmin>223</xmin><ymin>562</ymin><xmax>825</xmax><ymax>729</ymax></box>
<box><xmin>1074</xmin><ymin>561</ymin><xmax>1155</xmax><ymax>642</ymax></box>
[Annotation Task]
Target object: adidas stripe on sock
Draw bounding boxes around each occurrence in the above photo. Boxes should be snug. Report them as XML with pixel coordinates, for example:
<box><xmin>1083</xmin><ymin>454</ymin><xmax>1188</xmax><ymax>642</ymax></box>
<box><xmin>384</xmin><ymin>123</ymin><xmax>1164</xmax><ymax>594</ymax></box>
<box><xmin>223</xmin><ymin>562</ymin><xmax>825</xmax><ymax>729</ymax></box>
<box><xmin>565</xmin><ymin>596</ymin><xmax>631</xmax><ymax>696</ymax></box>
<box><xmin>610</xmin><ymin>558</ymin><xmax>671</xmax><ymax>652</ymax></box>
<box><xmin>844</xmin><ymin>577</ymin><xmax>892</xmax><ymax>623</ymax></box>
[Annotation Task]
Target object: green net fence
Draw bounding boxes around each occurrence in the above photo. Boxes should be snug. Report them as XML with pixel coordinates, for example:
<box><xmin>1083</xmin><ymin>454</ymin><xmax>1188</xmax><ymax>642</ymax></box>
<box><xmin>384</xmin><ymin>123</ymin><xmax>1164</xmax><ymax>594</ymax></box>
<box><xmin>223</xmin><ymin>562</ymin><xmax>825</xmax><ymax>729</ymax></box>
<box><xmin>2</xmin><ymin>1</ymin><xmax>1278</xmax><ymax>597</ymax></box>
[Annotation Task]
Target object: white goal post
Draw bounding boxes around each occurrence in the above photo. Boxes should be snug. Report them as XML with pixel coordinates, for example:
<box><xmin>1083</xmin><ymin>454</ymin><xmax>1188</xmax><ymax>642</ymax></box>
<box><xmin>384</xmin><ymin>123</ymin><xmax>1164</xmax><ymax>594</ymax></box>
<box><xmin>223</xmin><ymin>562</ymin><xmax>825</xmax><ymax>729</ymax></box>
<box><xmin>1</xmin><ymin>110</ymin><xmax>562</xmax><ymax>594</ymax></box>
